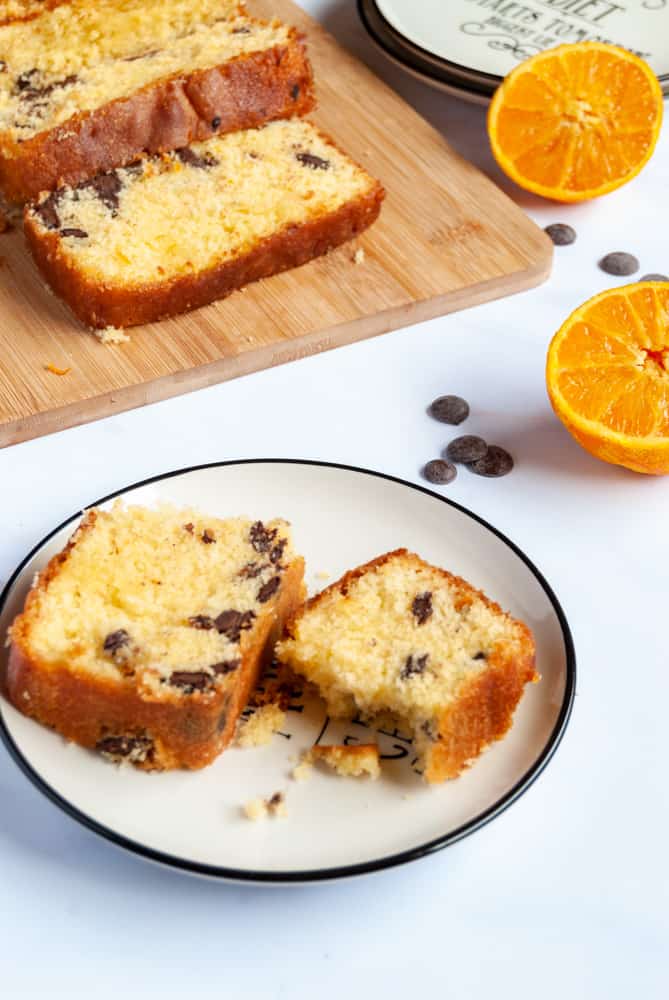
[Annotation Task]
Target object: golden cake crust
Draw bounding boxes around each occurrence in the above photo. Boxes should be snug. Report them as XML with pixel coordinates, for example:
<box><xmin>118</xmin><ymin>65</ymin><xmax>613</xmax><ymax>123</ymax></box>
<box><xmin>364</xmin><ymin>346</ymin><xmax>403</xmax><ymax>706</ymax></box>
<box><xmin>282</xmin><ymin>549</ymin><xmax>538</xmax><ymax>782</ymax></box>
<box><xmin>24</xmin><ymin>180</ymin><xmax>385</xmax><ymax>328</ymax></box>
<box><xmin>0</xmin><ymin>36</ymin><xmax>314</xmax><ymax>203</ymax></box>
<box><xmin>4</xmin><ymin>510</ymin><xmax>306</xmax><ymax>770</ymax></box>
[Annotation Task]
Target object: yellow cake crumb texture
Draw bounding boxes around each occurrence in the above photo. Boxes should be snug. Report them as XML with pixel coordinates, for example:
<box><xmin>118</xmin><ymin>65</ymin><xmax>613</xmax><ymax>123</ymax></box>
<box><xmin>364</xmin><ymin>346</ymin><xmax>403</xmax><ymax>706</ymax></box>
<box><xmin>0</xmin><ymin>2</ymin><xmax>290</xmax><ymax>143</ymax></box>
<box><xmin>94</xmin><ymin>325</ymin><xmax>130</xmax><ymax>344</ymax></box>
<box><xmin>243</xmin><ymin>791</ymin><xmax>287</xmax><ymax>821</ymax></box>
<box><xmin>28</xmin><ymin>119</ymin><xmax>376</xmax><ymax>286</ymax></box>
<box><xmin>236</xmin><ymin>703</ymin><xmax>286</xmax><ymax>748</ymax></box>
<box><xmin>309</xmin><ymin>744</ymin><xmax>380</xmax><ymax>779</ymax></box>
<box><xmin>10</xmin><ymin>501</ymin><xmax>296</xmax><ymax>699</ymax></box>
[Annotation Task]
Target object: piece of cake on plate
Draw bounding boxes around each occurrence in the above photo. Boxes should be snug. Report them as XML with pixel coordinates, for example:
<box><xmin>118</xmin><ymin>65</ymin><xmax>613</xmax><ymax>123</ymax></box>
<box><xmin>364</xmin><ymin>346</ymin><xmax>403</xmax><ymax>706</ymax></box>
<box><xmin>5</xmin><ymin>502</ymin><xmax>305</xmax><ymax>770</ymax></box>
<box><xmin>276</xmin><ymin>549</ymin><xmax>537</xmax><ymax>782</ymax></box>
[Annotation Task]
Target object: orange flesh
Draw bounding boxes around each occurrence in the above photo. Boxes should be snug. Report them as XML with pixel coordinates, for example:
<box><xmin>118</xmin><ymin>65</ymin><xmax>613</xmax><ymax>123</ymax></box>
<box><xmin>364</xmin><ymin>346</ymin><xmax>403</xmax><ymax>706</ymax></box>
<box><xmin>489</xmin><ymin>43</ymin><xmax>663</xmax><ymax>202</ymax></box>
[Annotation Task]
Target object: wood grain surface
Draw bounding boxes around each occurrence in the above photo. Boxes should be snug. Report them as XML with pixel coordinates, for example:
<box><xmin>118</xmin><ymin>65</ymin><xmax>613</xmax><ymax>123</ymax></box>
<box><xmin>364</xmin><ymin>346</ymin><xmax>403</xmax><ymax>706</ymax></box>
<box><xmin>0</xmin><ymin>0</ymin><xmax>552</xmax><ymax>449</ymax></box>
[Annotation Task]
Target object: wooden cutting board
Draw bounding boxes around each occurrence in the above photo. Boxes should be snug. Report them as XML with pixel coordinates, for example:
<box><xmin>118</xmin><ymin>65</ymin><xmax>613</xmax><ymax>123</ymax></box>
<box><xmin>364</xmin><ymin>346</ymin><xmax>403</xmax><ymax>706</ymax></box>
<box><xmin>0</xmin><ymin>0</ymin><xmax>552</xmax><ymax>449</ymax></box>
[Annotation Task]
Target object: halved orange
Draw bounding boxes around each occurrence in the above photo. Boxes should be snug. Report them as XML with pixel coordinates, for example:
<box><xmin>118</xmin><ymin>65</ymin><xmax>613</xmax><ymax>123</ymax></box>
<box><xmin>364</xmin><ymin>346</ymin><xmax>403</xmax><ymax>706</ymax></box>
<box><xmin>547</xmin><ymin>283</ymin><xmax>669</xmax><ymax>474</ymax></box>
<box><xmin>488</xmin><ymin>42</ymin><xmax>663</xmax><ymax>202</ymax></box>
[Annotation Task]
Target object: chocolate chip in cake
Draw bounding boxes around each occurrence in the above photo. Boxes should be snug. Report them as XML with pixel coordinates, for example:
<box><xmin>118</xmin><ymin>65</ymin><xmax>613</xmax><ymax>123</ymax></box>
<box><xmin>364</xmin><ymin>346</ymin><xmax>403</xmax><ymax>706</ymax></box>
<box><xmin>15</xmin><ymin>69</ymin><xmax>39</xmax><ymax>93</ymax></box>
<box><xmin>291</xmin><ymin>84</ymin><xmax>300</xmax><ymax>100</ymax></box>
<box><xmin>599</xmin><ymin>252</ymin><xmax>639</xmax><ymax>276</ymax></box>
<box><xmin>641</xmin><ymin>273</ymin><xmax>669</xmax><ymax>282</ymax></box>
<box><xmin>429</xmin><ymin>395</ymin><xmax>469</xmax><ymax>425</ymax></box>
<box><xmin>60</xmin><ymin>228</ymin><xmax>88</xmax><ymax>239</ymax></box>
<box><xmin>84</xmin><ymin>170</ymin><xmax>123</xmax><ymax>213</ymax></box>
<box><xmin>250</xmin><ymin>521</ymin><xmax>278</xmax><ymax>553</ymax></box>
<box><xmin>296</xmin><ymin>152</ymin><xmax>330</xmax><ymax>170</ymax></box>
<box><xmin>103</xmin><ymin>629</ymin><xmax>130</xmax><ymax>655</ymax></box>
<box><xmin>544</xmin><ymin>223</ymin><xmax>576</xmax><ymax>246</ymax></box>
<box><xmin>0</xmin><ymin>61</ymin><xmax>6</xmax><ymax>73</ymax></box>
<box><xmin>232</xmin><ymin>25</ymin><xmax>252</xmax><ymax>33</ymax></box>
<box><xmin>184</xmin><ymin>522</ymin><xmax>195</xmax><ymax>533</ymax></box>
<box><xmin>169</xmin><ymin>670</ymin><xmax>213</xmax><ymax>693</ymax></box>
<box><xmin>446</xmin><ymin>435</ymin><xmax>488</xmax><ymax>464</ymax></box>
<box><xmin>257</xmin><ymin>576</ymin><xmax>281</xmax><ymax>603</ymax></box>
<box><xmin>96</xmin><ymin>734</ymin><xmax>153</xmax><ymax>759</ymax></box>
<box><xmin>212</xmin><ymin>659</ymin><xmax>241</xmax><ymax>675</ymax></box>
<box><xmin>188</xmin><ymin>615</ymin><xmax>215</xmax><ymax>630</ymax></box>
<box><xmin>411</xmin><ymin>592</ymin><xmax>433</xmax><ymax>625</ymax></box>
<box><xmin>269</xmin><ymin>539</ymin><xmax>287</xmax><ymax>565</ymax></box>
<box><xmin>238</xmin><ymin>561</ymin><xmax>266</xmax><ymax>579</ymax></box>
<box><xmin>35</xmin><ymin>191</ymin><xmax>61</xmax><ymax>230</ymax></box>
<box><xmin>215</xmin><ymin>609</ymin><xmax>256</xmax><ymax>642</ymax></box>
<box><xmin>211</xmin><ymin>116</ymin><xmax>221</xmax><ymax>129</ymax></box>
<box><xmin>123</xmin><ymin>49</ymin><xmax>159</xmax><ymax>62</ymax></box>
<box><xmin>201</xmin><ymin>529</ymin><xmax>216</xmax><ymax>544</ymax></box>
<box><xmin>268</xmin><ymin>792</ymin><xmax>284</xmax><ymax>808</ymax></box>
<box><xmin>473</xmin><ymin>651</ymin><xmax>487</xmax><ymax>660</ymax></box>
<box><xmin>401</xmin><ymin>653</ymin><xmax>429</xmax><ymax>680</ymax></box>
<box><xmin>423</xmin><ymin>459</ymin><xmax>457</xmax><ymax>485</ymax></box>
<box><xmin>468</xmin><ymin>445</ymin><xmax>514</xmax><ymax>478</ymax></box>
<box><xmin>176</xmin><ymin>148</ymin><xmax>219</xmax><ymax>169</ymax></box>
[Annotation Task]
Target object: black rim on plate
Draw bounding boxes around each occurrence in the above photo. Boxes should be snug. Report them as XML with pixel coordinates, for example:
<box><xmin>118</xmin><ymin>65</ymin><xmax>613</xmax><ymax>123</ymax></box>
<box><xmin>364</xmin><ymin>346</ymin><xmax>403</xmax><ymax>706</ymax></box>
<box><xmin>0</xmin><ymin>459</ymin><xmax>576</xmax><ymax>883</ymax></box>
<box><xmin>359</xmin><ymin>0</ymin><xmax>669</xmax><ymax>96</ymax></box>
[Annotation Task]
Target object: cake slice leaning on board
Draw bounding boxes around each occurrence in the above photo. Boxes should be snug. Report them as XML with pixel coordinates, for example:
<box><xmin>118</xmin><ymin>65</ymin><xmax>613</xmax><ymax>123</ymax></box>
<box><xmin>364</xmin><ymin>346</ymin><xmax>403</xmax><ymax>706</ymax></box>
<box><xmin>0</xmin><ymin>0</ymin><xmax>314</xmax><ymax>203</ymax></box>
<box><xmin>24</xmin><ymin>118</ymin><xmax>385</xmax><ymax>328</ymax></box>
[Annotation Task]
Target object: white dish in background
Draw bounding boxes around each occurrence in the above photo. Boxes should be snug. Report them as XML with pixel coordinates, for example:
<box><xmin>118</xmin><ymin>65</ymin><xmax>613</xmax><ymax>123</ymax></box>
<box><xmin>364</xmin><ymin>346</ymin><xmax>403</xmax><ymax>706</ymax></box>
<box><xmin>362</xmin><ymin>0</ymin><xmax>669</xmax><ymax>97</ymax></box>
<box><xmin>0</xmin><ymin>460</ymin><xmax>575</xmax><ymax>883</ymax></box>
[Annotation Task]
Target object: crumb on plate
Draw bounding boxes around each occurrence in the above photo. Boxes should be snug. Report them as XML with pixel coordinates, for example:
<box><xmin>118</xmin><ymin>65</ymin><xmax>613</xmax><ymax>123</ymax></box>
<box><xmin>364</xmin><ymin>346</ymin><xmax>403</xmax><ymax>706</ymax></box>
<box><xmin>236</xmin><ymin>703</ymin><xmax>286</xmax><ymax>748</ymax></box>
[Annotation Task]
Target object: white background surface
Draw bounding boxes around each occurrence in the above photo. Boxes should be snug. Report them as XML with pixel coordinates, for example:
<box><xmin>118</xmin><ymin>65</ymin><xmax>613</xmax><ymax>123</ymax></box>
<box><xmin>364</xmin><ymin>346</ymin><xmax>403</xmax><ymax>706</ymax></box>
<box><xmin>1</xmin><ymin>2</ymin><xmax>667</xmax><ymax>997</ymax></box>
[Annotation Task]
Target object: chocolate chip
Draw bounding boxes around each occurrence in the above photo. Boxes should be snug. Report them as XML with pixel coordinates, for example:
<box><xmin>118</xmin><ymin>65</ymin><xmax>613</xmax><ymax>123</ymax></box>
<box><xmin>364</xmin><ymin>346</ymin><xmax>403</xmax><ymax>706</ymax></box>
<box><xmin>400</xmin><ymin>654</ymin><xmax>429</xmax><ymax>680</ymax></box>
<box><xmin>0</xmin><ymin>61</ymin><xmax>6</xmax><ymax>73</ymax></box>
<box><xmin>201</xmin><ymin>529</ymin><xmax>216</xmax><ymax>544</ymax></box>
<box><xmin>184</xmin><ymin>522</ymin><xmax>194</xmax><ymax>533</ymax></box>
<box><xmin>545</xmin><ymin>223</ymin><xmax>576</xmax><ymax>246</ymax></box>
<box><xmin>60</xmin><ymin>227</ymin><xmax>88</xmax><ymax>239</ymax></box>
<box><xmin>238</xmin><ymin>562</ymin><xmax>266</xmax><ymax>579</ymax></box>
<box><xmin>211</xmin><ymin>116</ymin><xmax>221</xmax><ymax>129</ymax></box>
<box><xmin>429</xmin><ymin>395</ymin><xmax>469</xmax><ymax>425</ymax></box>
<box><xmin>232</xmin><ymin>25</ymin><xmax>251</xmax><ymax>33</ymax></box>
<box><xmin>599</xmin><ymin>252</ymin><xmax>639</xmax><ymax>277</ymax></box>
<box><xmin>212</xmin><ymin>659</ymin><xmax>240</xmax><ymax>675</ymax></box>
<box><xmin>176</xmin><ymin>148</ymin><xmax>218</xmax><ymax>169</ymax></box>
<box><xmin>641</xmin><ymin>273</ymin><xmax>669</xmax><ymax>282</ymax></box>
<box><xmin>468</xmin><ymin>445</ymin><xmax>514</xmax><ymax>478</ymax></box>
<box><xmin>215</xmin><ymin>609</ymin><xmax>256</xmax><ymax>641</ymax></box>
<box><xmin>249</xmin><ymin>521</ymin><xmax>278</xmax><ymax>553</ymax></box>
<box><xmin>188</xmin><ymin>615</ymin><xmax>215</xmax><ymax>630</ymax></box>
<box><xmin>411</xmin><ymin>592</ymin><xmax>433</xmax><ymax>625</ymax></box>
<box><xmin>169</xmin><ymin>670</ymin><xmax>213</xmax><ymax>693</ymax></box>
<box><xmin>291</xmin><ymin>84</ymin><xmax>300</xmax><ymax>100</ymax></box>
<box><xmin>16</xmin><ymin>71</ymin><xmax>78</xmax><ymax>101</ymax></box>
<box><xmin>35</xmin><ymin>191</ymin><xmax>61</xmax><ymax>230</ymax></box>
<box><xmin>15</xmin><ymin>69</ymin><xmax>39</xmax><ymax>92</ymax></box>
<box><xmin>257</xmin><ymin>576</ymin><xmax>280</xmax><ymax>603</ymax></box>
<box><xmin>268</xmin><ymin>792</ymin><xmax>284</xmax><ymax>807</ymax></box>
<box><xmin>473</xmin><ymin>651</ymin><xmax>487</xmax><ymax>660</ymax></box>
<box><xmin>446</xmin><ymin>435</ymin><xmax>488</xmax><ymax>464</ymax></box>
<box><xmin>296</xmin><ymin>152</ymin><xmax>330</xmax><ymax>170</ymax></box>
<box><xmin>269</xmin><ymin>539</ymin><xmax>287</xmax><ymax>565</ymax></box>
<box><xmin>123</xmin><ymin>49</ymin><xmax>159</xmax><ymax>62</ymax></box>
<box><xmin>96</xmin><ymin>735</ymin><xmax>152</xmax><ymax>759</ymax></box>
<box><xmin>103</xmin><ymin>629</ymin><xmax>130</xmax><ymax>654</ymax></box>
<box><xmin>83</xmin><ymin>171</ymin><xmax>123</xmax><ymax>213</ymax></box>
<box><xmin>423</xmin><ymin>459</ymin><xmax>457</xmax><ymax>485</ymax></box>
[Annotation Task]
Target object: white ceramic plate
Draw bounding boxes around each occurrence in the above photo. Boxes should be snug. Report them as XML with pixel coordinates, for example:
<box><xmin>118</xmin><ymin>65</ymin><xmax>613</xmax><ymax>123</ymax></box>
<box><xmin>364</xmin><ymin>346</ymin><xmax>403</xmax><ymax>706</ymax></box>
<box><xmin>0</xmin><ymin>460</ymin><xmax>575</xmax><ymax>883</ymax></box>
<box><xmin>363</xmin><ymin>0</ymin><xmax>669</xmax><ymax>97</ymax></box>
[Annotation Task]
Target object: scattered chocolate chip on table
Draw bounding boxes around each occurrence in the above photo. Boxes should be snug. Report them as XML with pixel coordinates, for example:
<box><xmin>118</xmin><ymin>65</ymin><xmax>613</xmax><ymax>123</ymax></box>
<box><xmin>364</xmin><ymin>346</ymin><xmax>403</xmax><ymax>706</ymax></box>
<box><xmin>599</xmin><ymin>252</ymin><xmax>639</xmax><ymax>276</ymax></box>
<box><xmin>641</xmin><ymin>273</ymin><xmax>669</xmax><ymax>282</ymax></box>
<box><xmin>468</xmin><ymin>445</ymin><xmax>514</xmax><ymax>478</ymax></box>
<box><xmin>423</xmin><ymin>459</ymin><xmax>457</xmax><ymax>485</ymax></box>
<box><xmin>544</xmin><ymin>223</ymin><xmax>576</xmax><ymax>246</ymax></box>
<box><xmin>429</xmin><ymin>395</ymin><xmax>469</xmax><ymax>425</ymax></box>
<box><xmin>446</xmin><ymin>435</ymin><xmax>488</xmax><ymax>463</ymax></box>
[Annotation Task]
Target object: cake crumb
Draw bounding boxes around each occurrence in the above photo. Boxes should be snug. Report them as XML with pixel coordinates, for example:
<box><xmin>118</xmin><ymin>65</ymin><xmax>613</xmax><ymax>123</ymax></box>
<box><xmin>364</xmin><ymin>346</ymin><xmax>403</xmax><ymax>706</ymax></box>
<box><xmin>94</xmin><ymin>325</ymin><xmax>130</xmax><ymax>345</ymax></box>
<box><xmin>353</xmin><ymin>248</ymin><xmax>365</xmax><ymax>264</ymax></box>
<box><xmin>309</xmin><ymin>744</ymin><xmax>381</xmax><ymax>779</ymax></box>
<box><xmin>243</xmin><ymin>791</ymin><xmax>287</xmax><ymax>821</ymax></box>
<box><xmin>236</xmin><ymin>704</ymin><xmax>286</xmax><ymax>748</ymax></box>
<box><xmin>22</xmin><ymin>690</ymin><xmax>30</xmax><ymax>701</ymax></box>
<box><xmin>292</xmin><ymin>757</ymin><xmax>313</xmax><ymax>782</ymax></box>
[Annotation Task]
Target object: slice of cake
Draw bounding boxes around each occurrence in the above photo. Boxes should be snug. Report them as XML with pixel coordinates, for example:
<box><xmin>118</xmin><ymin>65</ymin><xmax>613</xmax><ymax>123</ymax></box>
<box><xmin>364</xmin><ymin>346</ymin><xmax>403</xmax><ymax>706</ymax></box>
<box><xmin>23</xmin><ymin>118</ymin><xmax>385</xmax><ymax>328</ymax></box>
<box><xmin>5</xmin><ymin>503</ymin><xmax>305</xmax><ymax>770</ymax></box>
<box><xmin>276</xmin><ymin>550</ymin><xmax>537</xmax><ymax>783</ymax></box>
<box><xmin>0</xmin><ymin>0</ymin><xmax>314</xmax><ymax>202</ymax></box>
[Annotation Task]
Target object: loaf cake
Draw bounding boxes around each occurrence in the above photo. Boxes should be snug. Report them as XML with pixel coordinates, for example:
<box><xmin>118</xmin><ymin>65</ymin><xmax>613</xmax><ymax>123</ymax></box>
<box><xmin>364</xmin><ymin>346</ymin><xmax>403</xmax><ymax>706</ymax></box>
<box><xmin>277</xmin><ymin>550</ymin><xmax>537</xmax><ymax>782</ymax></box>
<box><xmin>0</xmin><ymin>0</ymin><xmax>314</xmax><ymax>202</ymax></box>
<box><xmin>5</xmin><ymin>503</ymin><xmax>306</xmax><ymax>770</ymax></box>
<box><xmin>24</xmin><ymin>118</ymin><xmax>385</xmax><ymax>328</ymax></box>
